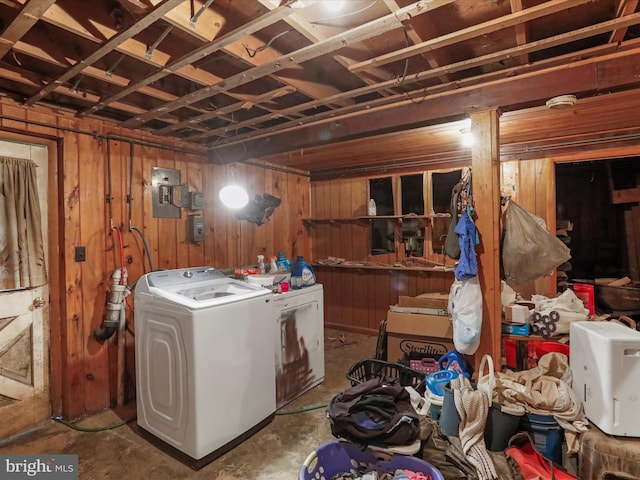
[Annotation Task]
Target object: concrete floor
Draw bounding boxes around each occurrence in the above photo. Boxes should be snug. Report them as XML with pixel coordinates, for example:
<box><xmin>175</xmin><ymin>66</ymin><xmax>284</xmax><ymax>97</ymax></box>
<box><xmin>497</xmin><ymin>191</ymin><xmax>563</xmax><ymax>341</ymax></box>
<box><xmin>0</xmin><ymin>329</ymin><xmax>378</xmax><ymax>480</ymax></box>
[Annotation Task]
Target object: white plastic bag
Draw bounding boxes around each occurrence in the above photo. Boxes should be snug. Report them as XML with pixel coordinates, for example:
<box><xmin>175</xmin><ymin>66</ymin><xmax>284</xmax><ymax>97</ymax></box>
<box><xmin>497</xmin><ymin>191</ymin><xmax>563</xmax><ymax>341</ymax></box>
<box><xmin>405</xmin><ymin>386</ymin><xmax>431</xmax><ymax>440</ymax></box>
<box><xmin>531</xmin><ymin>289</ymin><xmax>589</xmax><ymax>334</ymax></box>
<box><xmin>448</xmin><ymin>276</ymin><xmax>482</xmax><ymax>355</ymax></box>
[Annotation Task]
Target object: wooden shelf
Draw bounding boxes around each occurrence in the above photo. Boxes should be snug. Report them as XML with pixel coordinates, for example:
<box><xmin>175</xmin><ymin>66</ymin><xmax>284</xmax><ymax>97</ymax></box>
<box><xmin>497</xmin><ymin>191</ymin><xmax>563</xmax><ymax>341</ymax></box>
<box><xmin>303</xmin><ymin>214</ymin><xmax>451</xmax><ymax>225</ymax></box>
<box><xmin>312</xmin><ymin>262</ymin><xmax>454</xmax><ymax>273</ymax></box>
<box><xmin>502</xmin><ymin>334</ymin><xmax>567</xmax><ymax>342</ymax></box>
<box><xmin>302</xmin><ymin>218</ymin><xmax>368</xmax><ymax>225</ymax></box>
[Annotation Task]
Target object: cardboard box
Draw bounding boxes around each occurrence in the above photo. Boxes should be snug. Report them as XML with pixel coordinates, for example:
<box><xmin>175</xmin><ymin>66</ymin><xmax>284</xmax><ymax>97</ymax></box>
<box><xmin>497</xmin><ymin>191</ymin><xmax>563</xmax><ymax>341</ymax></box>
<box><xmin>505</xmin><ymin>304</ymin><xmax>531</xmax><ymax>324</ymax></box>
<box><xmin>386</xmin><ymin>309</ymin><xmax>454</xmax><ymax>362</ymax></box>
<box><xmin>389</xmin><ymin>304</ymin><xmax>448</xmax><ymax>316</ymax></box>
<box><xmin>398</xmin><ymin>293</ymin><xmax>449</xmax><ymax>311</ymax></box>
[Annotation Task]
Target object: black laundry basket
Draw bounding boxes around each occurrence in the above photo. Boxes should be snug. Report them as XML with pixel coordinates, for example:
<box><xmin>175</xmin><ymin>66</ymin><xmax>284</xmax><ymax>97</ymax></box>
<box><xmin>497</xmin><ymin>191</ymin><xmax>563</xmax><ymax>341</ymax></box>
<box><xmin>346</xmin><ymin>359</ymin><xmax>426</xmax><ymax>394</ymax></box>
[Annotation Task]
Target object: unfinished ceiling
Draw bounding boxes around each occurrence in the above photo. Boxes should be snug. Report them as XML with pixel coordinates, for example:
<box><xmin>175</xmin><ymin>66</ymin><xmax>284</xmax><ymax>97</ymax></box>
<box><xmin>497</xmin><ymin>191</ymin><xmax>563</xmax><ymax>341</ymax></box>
<box><xmin>2</xmin><ymin>0</ymin><xmax>640</xmax><ymax>172</ymax></box>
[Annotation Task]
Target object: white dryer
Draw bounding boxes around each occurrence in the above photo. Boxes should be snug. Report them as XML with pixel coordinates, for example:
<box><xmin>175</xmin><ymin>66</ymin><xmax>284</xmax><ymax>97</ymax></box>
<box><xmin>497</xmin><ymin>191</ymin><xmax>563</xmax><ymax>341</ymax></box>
<box><xmin>134</xmin><ymin>267</ymin><xmax>275</xmax><ymax>469</ymax></box>
<box><xmin>273</xmin><ymin>283</ymin><xmax>324</xmax><ymax>408</ymax></box>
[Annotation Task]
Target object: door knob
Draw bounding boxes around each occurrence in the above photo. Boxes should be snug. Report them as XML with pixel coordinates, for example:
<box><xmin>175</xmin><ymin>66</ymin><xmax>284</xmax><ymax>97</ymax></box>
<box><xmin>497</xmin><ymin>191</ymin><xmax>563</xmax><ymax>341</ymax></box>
<box><xmin>33</xmin><ymin>296</ymin><xmax>46</xmax><ymax>308</ymax></box>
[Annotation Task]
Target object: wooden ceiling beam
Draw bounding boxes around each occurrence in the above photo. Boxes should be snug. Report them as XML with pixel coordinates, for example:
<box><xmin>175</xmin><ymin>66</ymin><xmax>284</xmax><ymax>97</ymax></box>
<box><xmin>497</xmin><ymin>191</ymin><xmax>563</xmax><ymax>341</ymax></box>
<box><xmin>349</xmin><ymin>0</ymin><xmax>594</xmax><ymax>72</ymax></box>
<box><xmin>510</xmin><ymin>0</ymin><xmax>529</xmax><ymax>65</ymax></box>
<box><xmin>208</xmin><ymin>46</ymin><xmax>640</xmax><ymax>158</ymax></box>
<box><xmin>81</xmin><ymin>4</ymin><xmax>296</xmax><ymax>118</ymax></box>
<box><xmin>24</xmin><ymin>0</ymin><xmax>185</xmax><ymax>106</ymax></box>
<box><xmin>26</xmin><ymin>0</ymin><xmax>291</xmax><ymax>125</ymax></box>
<box><xmin>189</xmin><ymin>14</ymin><xmax>640</xmax><ymax>143</ymax></box>
<box><xmin>10</xmin><ymin>36</ymin><xmax>218</xmax><ymax>127</ymax></box>
<box><xmin>120</xmin><ymin>0</ymin><xmax>454</xmax><ymax>128</ymax></box>
<box><xmin>258</xmin><ymin>0</ymin><xmax>397</xmax><ymax>97</ymax></box>
<box><xmin>154</xmin><ymin>85</ymin><xmax>296</xmax><ymax>135</ymax></box>
<box><xmin>165</xmin><ymin>0</ymin><xmax>349</xmax><ymax>106</ymax></box>
<box><xmin>382</xmin><ymin>0</ymin><xmax>452</xmax><ymax>84</ymax></box>
<box><xmin>0</xmin><ymin>0</ymin><xmax>55</xmax><ymax>59</ymax></box>
<box><xmin>0</xmin><ymin>63</ymin><xmax>161</xmax><ymax>117</ymax></box>
<box><xmin>609</xmin><ymin>0</ymin><xmax>639</xmax><ymax>43</ymax></box>
<box><xmin>41</xmin><ymin>2</ymin><xmax>224</xmax><ymax>86</ymax></box>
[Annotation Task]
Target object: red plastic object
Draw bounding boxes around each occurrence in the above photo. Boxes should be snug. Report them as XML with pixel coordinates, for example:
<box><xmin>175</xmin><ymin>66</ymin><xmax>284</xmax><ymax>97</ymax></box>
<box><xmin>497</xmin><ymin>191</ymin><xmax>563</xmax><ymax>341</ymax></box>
<box><xmin>505</xmin><ymin>434</ymin><xmax>577</xmax><ymax>480</ymax></box>
<box><xmin>571</xmin><ymin>283</ymin><xmax>595</xmax><ymax>315</ymax></box>
<box><xmin>504</xmin><ymin>339</ymin><xmax>516</xmax><ymax>368</ymax></box>
<box><xmin>533</xmin><ymin>341</ymin><xmax>570</xmax><ymax>358</ymax></box>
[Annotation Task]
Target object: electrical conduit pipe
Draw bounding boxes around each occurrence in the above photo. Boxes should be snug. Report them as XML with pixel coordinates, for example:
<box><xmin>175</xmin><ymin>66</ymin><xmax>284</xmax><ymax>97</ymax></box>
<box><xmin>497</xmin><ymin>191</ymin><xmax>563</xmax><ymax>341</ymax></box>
<box><xmin>94</xmin><ymin>267</ymin><xmax>129</xmax><ymax>341</ymax></box>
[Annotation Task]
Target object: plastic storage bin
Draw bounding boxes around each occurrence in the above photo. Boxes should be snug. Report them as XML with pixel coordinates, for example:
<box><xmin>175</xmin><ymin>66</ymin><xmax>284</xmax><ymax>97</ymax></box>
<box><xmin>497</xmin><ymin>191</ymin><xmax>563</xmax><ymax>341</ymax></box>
<box><xmin>519</xmin><ymin>413</ymin><xmax>564</xmax><ymax>464</ymax></box>
<box><xmin>299</xmin><ymin>441</ymin><xmax>444</xmax><ymax>480</ymax></box>
<box><xmin>346</xmin><ymin>359</ymin><xmax>426</xmax><ymax>394</ymax></box>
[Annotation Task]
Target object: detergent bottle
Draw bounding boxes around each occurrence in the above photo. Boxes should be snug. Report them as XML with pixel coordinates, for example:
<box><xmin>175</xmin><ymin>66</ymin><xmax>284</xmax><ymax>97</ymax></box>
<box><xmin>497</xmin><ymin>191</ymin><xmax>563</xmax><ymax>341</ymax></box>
<box><xmin>290</xmin><ymin>255</ymin><xmax>315</xmax><ymax>289</ymax></box>
<box><xmin>438</xmin><ymin>350</ymin><xmax>472</xmax><ymax>378</ymax></box>
<box><xmin>276</xmin><ymin>252</ymin><xmax>291</xmax><ymax>272</ymax></box>
<box><xmin>269</xmin><ymin>256</ymin><xmax>278</xmax><ymax>273</ymax></box>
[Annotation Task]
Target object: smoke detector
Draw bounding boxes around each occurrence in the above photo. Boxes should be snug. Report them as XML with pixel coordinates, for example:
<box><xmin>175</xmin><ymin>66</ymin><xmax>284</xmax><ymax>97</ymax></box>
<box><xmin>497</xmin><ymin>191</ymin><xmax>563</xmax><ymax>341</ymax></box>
<box><xmin>546</xmin><ymin>94</ymin><xmax>577</xmax><ymax>109</ymax></box>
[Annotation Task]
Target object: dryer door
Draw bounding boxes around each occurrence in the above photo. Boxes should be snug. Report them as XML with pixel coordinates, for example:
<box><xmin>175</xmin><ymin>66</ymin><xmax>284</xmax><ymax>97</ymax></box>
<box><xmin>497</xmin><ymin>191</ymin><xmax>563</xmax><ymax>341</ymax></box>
<box><xmin>275</xmin><ymin>292</ymin><xmax>324</xmax><ymax>408</ymax></box>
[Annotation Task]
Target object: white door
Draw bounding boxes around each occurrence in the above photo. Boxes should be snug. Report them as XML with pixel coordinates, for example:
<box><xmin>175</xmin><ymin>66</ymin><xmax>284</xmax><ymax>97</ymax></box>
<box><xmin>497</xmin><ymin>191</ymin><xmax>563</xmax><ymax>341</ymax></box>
<box><xmin>0</xmin><ymin>140</ymin><xmax>50</xmax><ymax>439</ymax></box>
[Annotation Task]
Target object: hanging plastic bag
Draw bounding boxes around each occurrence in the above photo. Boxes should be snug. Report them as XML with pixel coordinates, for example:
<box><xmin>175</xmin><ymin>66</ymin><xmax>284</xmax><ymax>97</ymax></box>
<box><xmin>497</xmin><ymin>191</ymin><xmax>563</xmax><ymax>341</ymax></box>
<box><xmin>501</xmin><ymin>200</ymin><xmax>571</xmax><ymax>285</ymax></box>
<box><xmin>448</xmin><ymin>276</ymin><xmax>482</xmax><ymax>355</ymax></box>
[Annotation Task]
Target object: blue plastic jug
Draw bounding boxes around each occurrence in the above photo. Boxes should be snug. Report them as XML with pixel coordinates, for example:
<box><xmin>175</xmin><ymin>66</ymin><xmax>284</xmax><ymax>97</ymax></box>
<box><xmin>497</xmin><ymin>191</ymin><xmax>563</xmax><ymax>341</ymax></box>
<box><xmin>425</xmin><ymin>370</ymin><xmax>459</xmax><ymax>397</ymax></box>
<box><xmin>290</xmin><ymin>255</ymin><xmax>316</xmax><ymax>289</ymax></box>
<box><xmin>438</xmin><ymin>350</ymin><xmax>472</xmax><ymax>378</ymax></box>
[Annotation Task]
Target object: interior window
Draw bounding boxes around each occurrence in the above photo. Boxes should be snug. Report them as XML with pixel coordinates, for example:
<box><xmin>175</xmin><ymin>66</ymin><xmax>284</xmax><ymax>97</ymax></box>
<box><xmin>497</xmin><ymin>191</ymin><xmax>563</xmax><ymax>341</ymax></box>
<box><xmin>401</xmin><ymin>174</ymin><xmax>424</xmax><ymax>215</ymax></box>
<box><xmin>369</xmin><ymin>177</ymin><xmax>395</xmax><ymax>255</ymax></box>
<box><xmin>369</xmin><ymin>177</ymin><xmax>394</xmax><ymax>216</ymax></box>
<box><xmin>431</xmin><ymin>169</ymin><xmax>463</xmax><ymax>253</ymax></box>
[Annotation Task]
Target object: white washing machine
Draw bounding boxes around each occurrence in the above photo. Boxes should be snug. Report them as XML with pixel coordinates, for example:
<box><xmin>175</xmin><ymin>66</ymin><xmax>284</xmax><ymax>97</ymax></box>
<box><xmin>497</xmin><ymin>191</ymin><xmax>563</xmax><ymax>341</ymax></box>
<box><xmin>134</xmin><ymin>267</ymin><xmax>275</xmax><ymax>469</ymax></box>
<box><xmin>273</xmin><ymin>283</ymin><xmax>324</xmax><ymax>408</ymax></box>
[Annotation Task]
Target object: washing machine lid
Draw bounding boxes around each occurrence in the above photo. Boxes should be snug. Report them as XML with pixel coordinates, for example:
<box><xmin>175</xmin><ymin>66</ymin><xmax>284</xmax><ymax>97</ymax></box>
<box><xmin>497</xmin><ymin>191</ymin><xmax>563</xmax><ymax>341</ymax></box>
<box><xmin>140</xmin><ymin>267</ymin><xmax>270</xmax><ymax>308</ymax></box>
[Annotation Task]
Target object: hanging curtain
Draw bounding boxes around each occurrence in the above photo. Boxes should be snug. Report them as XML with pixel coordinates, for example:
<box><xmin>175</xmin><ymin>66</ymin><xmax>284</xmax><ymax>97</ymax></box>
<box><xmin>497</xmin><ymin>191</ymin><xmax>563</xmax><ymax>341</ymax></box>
<box><xmin>0</xmin><ymin>157</ymin><xmax>47</xmax><ymax>290</ymax></box>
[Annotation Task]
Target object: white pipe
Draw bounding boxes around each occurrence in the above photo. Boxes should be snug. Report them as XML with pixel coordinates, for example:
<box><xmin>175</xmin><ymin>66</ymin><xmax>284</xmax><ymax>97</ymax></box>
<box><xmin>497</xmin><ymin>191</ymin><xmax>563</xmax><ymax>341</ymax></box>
<box><xmin>117</xmin><ymin>302</ymin><xmax>126</xmax><ymax>407</ymax></box>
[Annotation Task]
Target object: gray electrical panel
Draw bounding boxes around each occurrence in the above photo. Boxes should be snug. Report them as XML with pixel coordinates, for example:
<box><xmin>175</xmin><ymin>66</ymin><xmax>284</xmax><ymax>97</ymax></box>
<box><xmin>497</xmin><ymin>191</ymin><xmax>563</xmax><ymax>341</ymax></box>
<box><xmin>152</xmin><ymin>167</ymin><xmax>181</xmax><ymax>218</ymax></box>
<box><xmin>189</xmin><ymin>216</ymin><xmax>205</xmax><ymax>242</ymax></box>
<box><xmin>187</xmin><ymin>191</ymin><xmax>205</xmax><ymax>210</ymax></box>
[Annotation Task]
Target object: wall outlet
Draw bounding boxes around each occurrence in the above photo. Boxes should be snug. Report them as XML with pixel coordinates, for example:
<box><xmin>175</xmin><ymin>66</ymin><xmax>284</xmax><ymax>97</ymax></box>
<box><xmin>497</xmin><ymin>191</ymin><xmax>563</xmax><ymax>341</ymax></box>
<box><xmin>75</xmin><ymin>246</ymin><xmax>86</xmax><ymax>262</ymax></box>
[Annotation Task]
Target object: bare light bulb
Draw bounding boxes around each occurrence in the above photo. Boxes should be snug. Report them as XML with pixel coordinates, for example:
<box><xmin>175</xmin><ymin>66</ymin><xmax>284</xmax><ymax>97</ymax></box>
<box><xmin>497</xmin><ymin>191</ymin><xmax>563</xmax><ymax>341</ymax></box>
<box><xmin>219</xmin><ymin>184</ymin><xmax>249</xmax><ymax>209</ymax></box>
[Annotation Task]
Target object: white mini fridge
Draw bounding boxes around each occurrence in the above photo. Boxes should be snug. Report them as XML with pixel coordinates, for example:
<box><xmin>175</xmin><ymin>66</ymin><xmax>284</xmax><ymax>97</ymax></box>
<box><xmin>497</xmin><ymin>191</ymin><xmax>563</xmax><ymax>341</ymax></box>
<box><xmin>570</xmin><ymin>321</ymin><xmax>640</xmax><ymax>437</ymax></box>
<box><xmin>273</xmin><ymin>283</ymin><xmax>324</xmax><ymax>408</ymax></box>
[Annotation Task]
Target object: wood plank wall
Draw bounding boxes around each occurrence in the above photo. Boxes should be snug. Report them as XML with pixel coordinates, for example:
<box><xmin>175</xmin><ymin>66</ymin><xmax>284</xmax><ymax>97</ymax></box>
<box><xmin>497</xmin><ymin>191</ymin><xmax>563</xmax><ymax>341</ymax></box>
<box><xmin>0</xmin><ymin>98</ymin><xmax>310</xmax><ymax>419</ymax></box>
<box><xmin>310</xmin><ymin>176</ymin><xmax>457</xmax><ymax>335</ymax></box>
<box><xmin>309</xmin><ymin>158</ymin><xmax>554</xmax><ymax>336</ymax></box>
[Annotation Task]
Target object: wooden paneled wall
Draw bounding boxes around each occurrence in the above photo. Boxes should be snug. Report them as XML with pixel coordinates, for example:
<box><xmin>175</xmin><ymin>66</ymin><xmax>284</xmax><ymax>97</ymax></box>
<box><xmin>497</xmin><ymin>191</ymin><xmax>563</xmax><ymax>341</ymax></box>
<box><xmin>308</xmin><ymin>158</ymin><xmax>555</xmax><ymax>336</ymax></box>
<box><xmin>0</xmin><ymin>98</ymin><xmax>310</xmax><ymax>419</ymax></box>
<box><xmin>317</xmin><ymin>267</ymin><xmax>455</xmax><ymax>335</ymax></box>
<box><xmin>310</xmin><ymin>176</ymin><xmax>458</xmax><ymax>335</ymax></box>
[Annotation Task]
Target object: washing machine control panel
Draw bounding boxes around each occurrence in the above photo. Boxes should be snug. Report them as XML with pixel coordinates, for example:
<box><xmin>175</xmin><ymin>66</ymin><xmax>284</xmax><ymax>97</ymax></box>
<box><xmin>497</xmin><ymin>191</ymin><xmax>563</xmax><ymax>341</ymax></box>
<box><xmin>147</xmin><ymin>267</ymin><xmax>224</xmax><ymax>287</ymax></box>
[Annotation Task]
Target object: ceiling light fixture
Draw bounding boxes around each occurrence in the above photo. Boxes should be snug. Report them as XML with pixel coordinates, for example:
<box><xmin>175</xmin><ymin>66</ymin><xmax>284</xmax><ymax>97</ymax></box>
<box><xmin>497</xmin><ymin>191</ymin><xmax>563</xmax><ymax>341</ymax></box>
<box><xmin>219</xmin><ymin>184</ymin><xmax>249</xmax><ymax>209</ymax></box>
<box><xmin>546</xmin><ymin>94</ymin><xmax>577</xmax><ymax>109</ymax></box>
<box><xmin>460</xmin><ymin>128</ymin><xmax>475</xmax><ymax>148</ymax></box>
